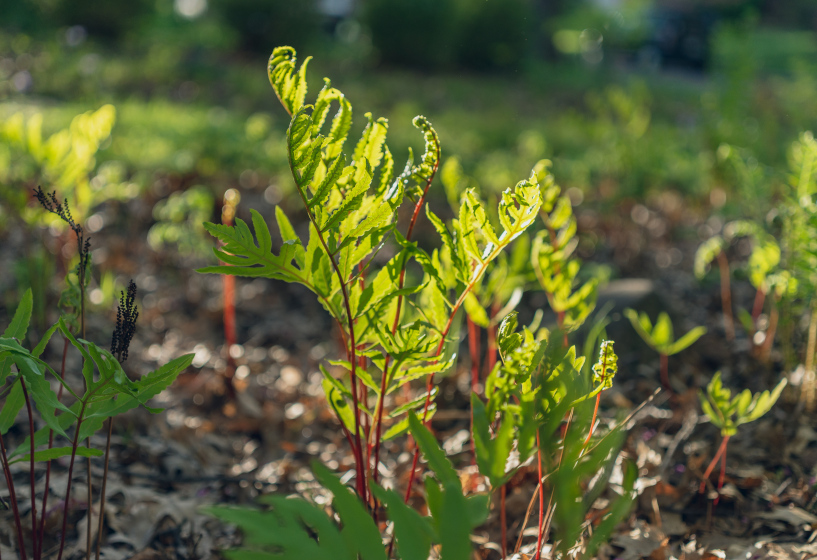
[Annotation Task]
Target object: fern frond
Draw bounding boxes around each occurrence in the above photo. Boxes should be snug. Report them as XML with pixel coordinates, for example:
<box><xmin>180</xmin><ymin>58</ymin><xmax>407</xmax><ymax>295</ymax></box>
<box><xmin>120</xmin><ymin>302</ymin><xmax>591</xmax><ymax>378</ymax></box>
<box><xmin>268</xmin><ymin>46</ymin><xmax>311</xmax><ymax>116</ymax></box>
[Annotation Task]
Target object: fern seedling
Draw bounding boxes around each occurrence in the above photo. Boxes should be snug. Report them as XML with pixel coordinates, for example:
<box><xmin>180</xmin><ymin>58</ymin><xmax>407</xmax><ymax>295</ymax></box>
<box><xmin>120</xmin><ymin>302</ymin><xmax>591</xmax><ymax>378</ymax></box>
<box><xmin>583</xmin><ymin>340</ymin><xmax>619</xmax><ymax>446</ymax></box>
<box><xmin>624</xmin><ymin>308</ymin><xmax>706</xmax><ymax>393</ymax></box>
<box><xmin>698</xmin><ymin>372</ymin><xmax>786</xmax><ymax>502</ymax></box>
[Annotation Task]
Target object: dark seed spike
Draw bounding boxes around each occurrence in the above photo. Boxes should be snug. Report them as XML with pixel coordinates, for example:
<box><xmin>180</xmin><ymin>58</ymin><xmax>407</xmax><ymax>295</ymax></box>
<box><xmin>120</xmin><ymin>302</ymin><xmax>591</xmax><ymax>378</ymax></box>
<box><xmin>111</xmin><ymin>280</ymin><xmax>138</xmax><ymax>363</ymax></box>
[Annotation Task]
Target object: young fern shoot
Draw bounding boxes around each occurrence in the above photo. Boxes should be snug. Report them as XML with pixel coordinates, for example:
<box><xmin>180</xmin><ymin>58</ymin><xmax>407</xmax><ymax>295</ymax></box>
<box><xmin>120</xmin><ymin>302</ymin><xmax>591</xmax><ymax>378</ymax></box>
<box><xmin>584</xmin><ymin>340</ymin><xmax>618</xmax><ymax>447</ymax></box>
<box><xmin>699</xmin><ymin>373</ymin><xmax>786</xmax><ymax>503</ymax></box>
<box><xmin>624</xmin><ymin>309</ymin><xmax>706</xmax><ymax>394</ymax></box>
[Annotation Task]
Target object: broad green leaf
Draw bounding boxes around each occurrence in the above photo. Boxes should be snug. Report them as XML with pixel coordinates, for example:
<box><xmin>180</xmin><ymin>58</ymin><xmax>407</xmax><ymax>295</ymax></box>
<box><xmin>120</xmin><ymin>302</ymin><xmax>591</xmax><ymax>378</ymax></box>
<box><xmin>0</xmin><ymin>380</ymin><xmax>24</xmax><ymax>434</ymax></box>
<box><xmin>370</xmin><ymin>483</ymin><xmax>434</xmax><ymax>560</ymax></box>
<box><xmin>439</xmin><ymin>482</ymin><xmax>472</xmax><ymax>560</ymax></box>
<box><xmin>207</xmin><ymin>497</ymin><xmax>351</xmax><ymax>560</ymax></box>
<box><xmin>652</xmin><ymin>313</ymin><xmax>673</xmax><ymax>348</ymax></box>
<box><xmin>665</xmin><ymin>326</ymin><xmax>707</xmax><ymax>355</ymax></box>
<box><xmin>463</xmin><ymin>292</ymin><xmax>490</xmax><ymax>328</ymax></box>
<box><xmin>471</xmin><ymin>393</ymin><xmax>514</xmax><ymax>488</ymax></box>
<box><xmin>3</xmin><ymin>288</ymin><xmax>32</xmax><ymax>340</ymax></box>
<box><xmin>312</xmin><ymin>462</ymin><xmax>386</xmax><ymax>560</ymax></box>
<box><xmin>323</xmin><ymin>378</ymin><xmax>358</xmax><ymax>436</ymax></box>
<box><xmin>407</xmin><ymin>411</ymin><xmax>458</xmax><ymax>487</ymax></box>
<box><xmin>9</xmin><ymin>445</ymin><xmax>102</xmax><ymax>465</ymax></box>
<box><xmin>0</xmin><ymin>288</ymin><xmax>33</xmax><ymax>384</ymax></box>
<box><xmin>14</xmin><ymin>354</ymin><xmax>73</xmax><ymax>437</ymax></box>
<box><xmin>382</xmin><ymin>406</ymin><xmax>436</xmax><ymax>441</ymax></box>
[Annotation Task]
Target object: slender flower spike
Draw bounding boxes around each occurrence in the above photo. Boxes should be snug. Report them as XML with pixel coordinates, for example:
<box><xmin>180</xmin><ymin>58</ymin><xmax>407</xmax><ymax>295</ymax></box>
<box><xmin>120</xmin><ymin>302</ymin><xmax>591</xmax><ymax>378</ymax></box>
<box><xmin>592</xmin><ymin>340</ymin><xmax>618</xmax><ymax>390</ymax></box>
<box><xmin>111</xmin><ymin>280</ymin><xmax>138</xmax><ymax>362</ymax></box>
<box><xmin>34</xmin><ymin>186</ymin><xmax>91</xmax><ymax>269</ymax></box>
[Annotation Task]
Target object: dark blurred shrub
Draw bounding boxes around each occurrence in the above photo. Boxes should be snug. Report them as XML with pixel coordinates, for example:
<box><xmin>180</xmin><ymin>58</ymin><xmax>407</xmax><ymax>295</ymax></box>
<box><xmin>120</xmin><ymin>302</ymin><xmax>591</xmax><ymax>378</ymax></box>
<box><xmin>0</xmin><ymin>0</ymin><xmax>153</xmax><ymax>39</ymax></box>
<box><xmin>362</xmin><ymin>0</ymin><xmax>535</xmax><ymax>70</ymax></box>
<box><xmin>362</xmin><ymin>0</ymin><xmax>458</xmax><ymax>69</ymax></box>
<box><xmin>455</xmin><ymin>0</ymin><xmax>535</xmax><ymax>70</ymax></box>
<box><xmin>210</xmin><ymin>0</ymin><xmax>320</xmax><ymax>53</ymax></box>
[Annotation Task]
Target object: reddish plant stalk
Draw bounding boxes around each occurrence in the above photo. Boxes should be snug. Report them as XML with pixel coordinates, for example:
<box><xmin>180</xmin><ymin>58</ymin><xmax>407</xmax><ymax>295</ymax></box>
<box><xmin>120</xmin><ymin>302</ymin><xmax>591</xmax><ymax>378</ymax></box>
<box><xmin>85</xmin><ymin>442</ymin><xmax>92</xmax><ymax>560</ymax></box>
<box><xmin>659</xmin><ymin>353</ymin><xmax>671</xmax><ymax>394</ymax></box>
<box><xmin>761</xmin><ymin>302</ymin><xmax>779</xmax><ymax>362</ymax></box>
<box><xmin>94</xmin><ymin>418</ymin><xmax>114</xmax><ymax>560</ymax></box>
<box><xmin>20</xmin><ymin>378</ymin><xmax>39</xmax><ymax>560</ymax></box>
<box><xmin>57</xmin><ymin>399</ymin><xmax>90</xmax><ymax>560</ymax></box>
<box><xmin>223</xmin><ymin>273</ymin><xmax>236</xmax><ymax>376</ymax></box>
<box><xmin>716</xmin><ymin>440</ymin><xmax>728</xmax><ymax>506</ymax></box>
<box><xmin>699</xmin><ymin>435</ymin><xmax>729</xmax><ymax>497</ymax></box>
<box><xmin>583</xmin><ymin>393</ymin><xmax>602</xmax><ymax>447</ymax></box>
<box><xmin>716</xmin><ymin>251</ymin><xmax>735</xmax><ymax>341</ymax></box>
<box><xmin>39</xmin><ymin>337</ymin><xmax>69</xmax><ymax>552</ymax></box>
<box><xmin>373</xmin><ymin>140</ymin><xmax>440</xmax><ymax>501</ymax></box>
<box><xmin>221</xmin><ymin>194</ymin><xmax>238</xmax><ymax>395</ymax></box>
<box><xmin>0</xmin><ymin>428</ymin><xmax>27</xmax><ymax>560</ymax></box>
<box><xmin>751</xmin><ymin>287</ymin><xmax>766</xmax><ymax>321</ymax></box>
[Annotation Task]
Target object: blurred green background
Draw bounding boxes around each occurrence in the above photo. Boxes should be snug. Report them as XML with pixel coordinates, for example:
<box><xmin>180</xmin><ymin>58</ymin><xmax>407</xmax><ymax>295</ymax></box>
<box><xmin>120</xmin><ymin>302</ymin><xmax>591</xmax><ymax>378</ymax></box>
<box><xmin>2</xmin><ymin>0</ymin><xmax>817</xmax><ymax>289</ymax></box>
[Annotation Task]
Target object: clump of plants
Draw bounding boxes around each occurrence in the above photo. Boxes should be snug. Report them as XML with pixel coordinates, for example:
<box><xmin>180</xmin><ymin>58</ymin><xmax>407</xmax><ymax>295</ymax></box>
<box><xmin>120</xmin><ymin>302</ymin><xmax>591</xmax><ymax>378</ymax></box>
<box><xmin>203</xmin><ymin>45</ymin><xmax>636</xmax><ymax>560</ymax></box>
<box><xmin>0</xmin><ymin>191</ymin><xmax>192</xmax><ymax>559</ymax></box>
<box><xmin>696</xmin><ymin>131</ymin><xmax>817</xmax><ymax>406</ymax></box>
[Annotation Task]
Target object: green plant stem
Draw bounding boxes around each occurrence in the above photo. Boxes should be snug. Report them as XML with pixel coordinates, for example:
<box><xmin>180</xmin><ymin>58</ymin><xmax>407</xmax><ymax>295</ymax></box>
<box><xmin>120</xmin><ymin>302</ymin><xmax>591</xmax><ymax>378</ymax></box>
<box><xmin>95</xmin><ymin>418</ymin><xmax>114</xmax><ymax>560</ymax></box>
<box><xmin>659</xmin><ymin>353</ymin><xmax>671</xmax><ymax>394</ymax></box>
<box><xmin>500</xmin><ymin>483</ymin><xmax>507</xmax><ymax>558</ymax></box>
<box><xmin>0</xmin><ymin>426</ymin><xmax>27</xmax><ymax>560</ymax></box>
<box><xmin>39</xmin><ymin>337</ymin><xmax>69</xmax><ymax>555</ymax></box>
<box><xmin>536</xmin><ymin>410</ymin><xmax>574</xmax><ymax>560</ymax></box>
<box><xmin>467</xmin><ymin>316</ymin><xmax>480</xmax><ymax>464</ymax></box>
<box><xmin>699</xmin><ymin>435</ymin><xmax>729</xmax><ymax>496</ymax></box>
<box><xmin>20</xmin><ymin>378</ymin><xmax>39</xmax><ymax>560</ymax></box>
<box><xmin>716</xmin><ymin>251</ymin><xmax>735</xmax><ymax>341</ymax></box>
